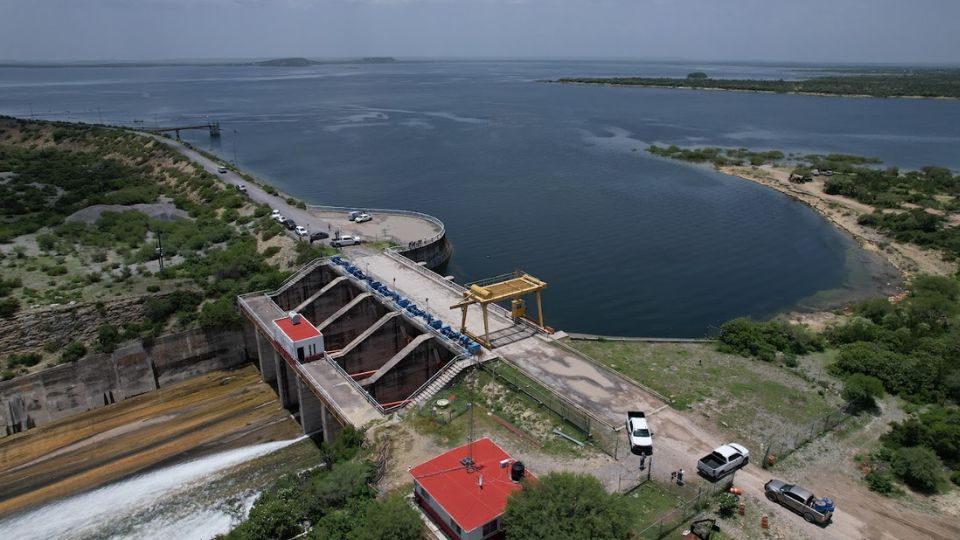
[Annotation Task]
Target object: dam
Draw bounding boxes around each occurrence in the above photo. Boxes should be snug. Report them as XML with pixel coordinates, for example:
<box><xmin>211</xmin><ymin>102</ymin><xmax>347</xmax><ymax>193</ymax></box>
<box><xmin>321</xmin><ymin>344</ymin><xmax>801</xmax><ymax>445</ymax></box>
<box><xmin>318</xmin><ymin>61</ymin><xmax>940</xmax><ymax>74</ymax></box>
<box><xmin>238</xmin><ymin>247</ymin><xmax>567</xmax><ymax>442</ymax></box>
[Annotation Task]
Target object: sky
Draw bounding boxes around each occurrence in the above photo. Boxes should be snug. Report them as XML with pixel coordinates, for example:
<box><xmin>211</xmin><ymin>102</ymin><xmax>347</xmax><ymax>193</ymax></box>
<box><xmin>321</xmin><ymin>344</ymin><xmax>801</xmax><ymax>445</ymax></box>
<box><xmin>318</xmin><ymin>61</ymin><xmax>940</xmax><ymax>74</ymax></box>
<box><xmin>1</xmin><ymin>0</ymin><xmax>958</xmax><ymax>64</ymax></box>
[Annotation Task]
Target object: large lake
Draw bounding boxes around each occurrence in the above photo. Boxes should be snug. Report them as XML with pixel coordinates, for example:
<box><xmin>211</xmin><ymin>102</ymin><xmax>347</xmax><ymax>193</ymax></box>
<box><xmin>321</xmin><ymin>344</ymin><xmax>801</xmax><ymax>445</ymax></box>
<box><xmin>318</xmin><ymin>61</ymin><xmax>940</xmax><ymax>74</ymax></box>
<box><xmin>2</xmin><ymin>60</ymin><xmax>959</xmax><ymax>336</ymax></box>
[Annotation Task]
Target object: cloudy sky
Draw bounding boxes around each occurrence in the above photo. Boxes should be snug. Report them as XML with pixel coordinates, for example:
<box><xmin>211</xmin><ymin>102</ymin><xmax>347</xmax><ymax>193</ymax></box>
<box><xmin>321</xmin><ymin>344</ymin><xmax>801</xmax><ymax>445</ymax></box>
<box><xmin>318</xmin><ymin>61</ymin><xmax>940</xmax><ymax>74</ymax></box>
<box><xmin>1</xmin><ymin>0</ymin><xmax>958</xmax><ymax>64</ymax></box>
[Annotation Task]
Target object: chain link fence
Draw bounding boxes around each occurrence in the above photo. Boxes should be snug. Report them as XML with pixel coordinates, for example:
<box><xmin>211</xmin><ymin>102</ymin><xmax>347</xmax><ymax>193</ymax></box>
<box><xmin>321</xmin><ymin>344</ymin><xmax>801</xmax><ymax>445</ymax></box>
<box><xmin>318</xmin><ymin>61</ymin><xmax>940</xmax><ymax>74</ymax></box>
<box><xmin>483</xmin><ymin>358</ymin><xmax>621</xmax><ymax>457</ymax></box>
<box><xmin>634</xmin><ymin>475</ymin><xmax>734</xmax><ymax>540</ymax></box>
<box><xmin>761</xmin><ymin>402</ymin><xmax>853</xmax><ymax>468</ymax></box>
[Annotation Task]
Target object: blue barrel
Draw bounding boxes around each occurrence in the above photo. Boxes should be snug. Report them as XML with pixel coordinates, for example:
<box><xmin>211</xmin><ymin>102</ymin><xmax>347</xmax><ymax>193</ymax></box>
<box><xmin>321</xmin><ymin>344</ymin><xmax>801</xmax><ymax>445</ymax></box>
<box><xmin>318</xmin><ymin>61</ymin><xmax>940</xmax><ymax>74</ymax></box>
<box><xmin>398</xmin><ymin>298</ymin><xmax>410</xmax><ymax>308</ymax></box>
<box><xmin>467</xmin><ymin>342</ymin><xmax>482</xmax><ymax>355</ymax></box>
<box><xmin>430</xmin><ymin>319</ymin><xmax>443</xmax><ymax>329</ymax></box>
<box><xmin>332</xmin><ymin>256</ymin><xmax>343</xmax><ymax>265</ymax></box>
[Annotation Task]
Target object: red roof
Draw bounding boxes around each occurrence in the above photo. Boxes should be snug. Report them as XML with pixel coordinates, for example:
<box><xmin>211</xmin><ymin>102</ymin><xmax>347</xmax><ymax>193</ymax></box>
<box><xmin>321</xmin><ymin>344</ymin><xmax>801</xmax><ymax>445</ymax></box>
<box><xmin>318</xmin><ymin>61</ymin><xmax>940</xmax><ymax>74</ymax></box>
<box><xmin>273</xmin><ymin>315</ymin><xmax>321</xmax><ymax>342</ymax></box>
<box><xmin>410</xmin><ymin>438</ymin><xmax>532</xmax><ymax>532</ymax></box>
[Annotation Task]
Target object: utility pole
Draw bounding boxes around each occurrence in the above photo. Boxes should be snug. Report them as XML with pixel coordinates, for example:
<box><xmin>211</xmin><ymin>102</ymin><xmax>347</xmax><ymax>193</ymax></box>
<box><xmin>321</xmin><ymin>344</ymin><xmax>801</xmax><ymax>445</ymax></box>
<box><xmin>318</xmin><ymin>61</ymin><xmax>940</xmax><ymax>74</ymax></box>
<box><xmin>156</xmin><ymin>231</ymin><xmax>165</xmax><ymax>272</ymax></box>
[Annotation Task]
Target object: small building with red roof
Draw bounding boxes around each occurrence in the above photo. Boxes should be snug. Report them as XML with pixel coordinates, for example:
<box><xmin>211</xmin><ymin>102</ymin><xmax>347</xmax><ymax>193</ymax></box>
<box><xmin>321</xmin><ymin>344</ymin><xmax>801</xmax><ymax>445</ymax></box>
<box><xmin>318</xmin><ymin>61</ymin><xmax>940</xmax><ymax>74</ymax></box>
<box><xmin>410</xmin><ymin>437</ymin><xmax>532</xmax><ymax>540</ymax></box>
<box><xmin>272</xmin><ymin>311</ymin><xmax>324</xmax><ymax>363</ymax></box>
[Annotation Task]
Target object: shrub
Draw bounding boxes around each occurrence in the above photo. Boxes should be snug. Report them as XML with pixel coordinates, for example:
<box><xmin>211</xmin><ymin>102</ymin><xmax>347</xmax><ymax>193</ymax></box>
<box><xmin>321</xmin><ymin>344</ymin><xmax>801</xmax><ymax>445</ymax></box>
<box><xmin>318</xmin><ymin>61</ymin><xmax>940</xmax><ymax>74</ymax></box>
<box><xmin>36</xmin><ymin>233</ymin><xmax>57</xmax><ymax>251</ymax></box>
<box><xmin>0</xmin><ymin>297</ymin><xmax>20</xmax><ymax>318</ymax></box>
<box><xmin>97</xmin><ymin>324</ymin><xmax>122</xmax><ymax>353</ymax></box>
<box><xmin>891</xmin><ymin>446</ymin><xmax>948</xmax><ymax>493</ymax></box>
<box><xmin>717</xmin><ymin>492</ymin><xmax>738</xmax><ymax>517</ymax></box>
<box><xmin>1</xmin><ymin>369</ymin><xmax>14</xmax><ymax>381</ymax></box>
<box><xmin>865</xmin><ymin>469</ymin><xmax>897</xmax><ymax>494</ymax></box>
<box><xmin>6</xmin><ymin>352</ymin><xmax>42</xmax><ymax>369</ymax></box>
<box><xmin>197</xmin><ymin>297</ymin><xmax>241</xmax><ymax>330</ymax></box>
<box><xmin>842</xmin><ymin>374</ymin><xmax>885</xmax><ymax>412</ymax></box>
<box><xmin>262</xmin><ymin>246</ymin><xmax>281</xmax><ymax>258</ymax></box>
<box><xmin>60</xmin><ymin>341</ymin><xmax>87</xmax><ymax>363</ymax></box>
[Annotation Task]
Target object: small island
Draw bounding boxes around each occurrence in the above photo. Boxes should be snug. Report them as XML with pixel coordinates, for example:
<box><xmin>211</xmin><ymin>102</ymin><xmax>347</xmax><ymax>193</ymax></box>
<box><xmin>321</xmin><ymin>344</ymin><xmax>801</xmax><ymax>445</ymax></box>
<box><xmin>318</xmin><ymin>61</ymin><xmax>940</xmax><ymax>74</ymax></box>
<box><xmin>554</xmin><ymin>69</ymin><xmax>960</xmax><ymax>99</ymax></box>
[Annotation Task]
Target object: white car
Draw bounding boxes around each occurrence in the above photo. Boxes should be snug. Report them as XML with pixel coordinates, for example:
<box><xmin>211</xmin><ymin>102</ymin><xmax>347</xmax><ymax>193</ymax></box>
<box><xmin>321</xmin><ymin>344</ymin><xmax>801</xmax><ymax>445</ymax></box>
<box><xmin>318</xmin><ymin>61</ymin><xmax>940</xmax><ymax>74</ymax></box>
<box><xmin>271</xmin><ymin>209</ymin><xmax>281</xmax><ymax>217</ymax></box>
<box><xmin>626</xmin><ymin>411</ymin><xmax>653</xmax><ymax>455</ymax></box>
<box><xmin>217</xmin><ymin>165</ymin><xmax>228</xmax><ymax>174</ymax></box>
<box><xmin>353</xmin><ymin>213</ymin><xmax>372</xmax><ymax>223</ymax></box>
<box><xmin>236</xmin><ymin>184</ymin><xmax>247</xmax><ymax>193</ymax></box>
<box><xmin>294</xmin><ymin>225</ymin><xmax>308</xmax><ymax>237</ymax></box>
<box><xmin>273</xmin><ymin>214</ymin><xmax>286</xmax><ymax>223</ymax></box>
<box><xmin>331</xmin><ymin>235</ymin><xmax>361</xmax><ymax>248</ymax></box>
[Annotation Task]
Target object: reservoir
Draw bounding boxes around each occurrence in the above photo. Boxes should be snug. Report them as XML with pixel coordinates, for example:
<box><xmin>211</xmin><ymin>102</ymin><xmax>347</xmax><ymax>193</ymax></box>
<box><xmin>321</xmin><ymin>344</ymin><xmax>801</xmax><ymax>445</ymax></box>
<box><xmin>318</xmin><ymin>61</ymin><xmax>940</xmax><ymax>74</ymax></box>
<box><xmin>2</xmin><ymin>60</ymin><xmax>958</xmax><ymax>336</ymax></box>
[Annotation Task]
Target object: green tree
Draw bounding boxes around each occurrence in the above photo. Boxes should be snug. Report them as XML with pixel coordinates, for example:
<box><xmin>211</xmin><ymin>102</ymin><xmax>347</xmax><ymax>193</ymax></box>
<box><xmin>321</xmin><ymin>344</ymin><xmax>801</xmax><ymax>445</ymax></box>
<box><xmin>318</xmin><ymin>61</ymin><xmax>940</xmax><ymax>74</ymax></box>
<box><xmin>502</xmin><ymin>472</ymin><xmax>630</xmax><ymax>540</ymax></box>
<box><xmin>891</xmin><ymin>446</ymin><xmax>948</xmax><ymax>493</ymax></box>
<box><xmin>842</xmin><ymin>374</ymin><xmax>885</xmax><ymax>412</ymax></box>
<box><xmin>687</xmin><ymin>72</ymin><xmax>708</xmax><ymax>80</ymax></box>
<box><xmin>348</xmin><ymin>495</ymin><xmax>422</xmax><ymax>540</ymax></box>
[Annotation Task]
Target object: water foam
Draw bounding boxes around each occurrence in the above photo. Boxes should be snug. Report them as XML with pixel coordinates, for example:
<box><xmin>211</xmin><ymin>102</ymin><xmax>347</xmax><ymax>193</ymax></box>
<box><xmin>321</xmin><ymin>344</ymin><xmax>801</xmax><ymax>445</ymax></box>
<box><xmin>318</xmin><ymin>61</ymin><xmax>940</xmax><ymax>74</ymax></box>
<box><xmin>0</xmin><ymin>437</ymin><xmax>303</xmax><ymax>540</ymax></box>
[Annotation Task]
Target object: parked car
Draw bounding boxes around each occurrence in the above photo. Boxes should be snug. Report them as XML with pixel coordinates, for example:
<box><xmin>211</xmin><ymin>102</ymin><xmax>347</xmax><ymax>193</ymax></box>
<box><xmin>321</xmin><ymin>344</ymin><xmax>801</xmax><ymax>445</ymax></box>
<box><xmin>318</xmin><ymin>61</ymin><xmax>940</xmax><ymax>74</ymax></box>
<box><xmin>697</xmin><ymin>443</ymin><xmax>749</xmax><ymax>480</ymax></box>
<box><xmin>347</xmin><ymin>210</ymin><xmax>363</xmax><ymax>221</ymax></box>
<box><xmin>310</xmin><ymin>231</ymin><xmax>330</xmax><ymax>242</ymax></box>
<box><xmin>764</xmin><ymin>480</ymin><xmax>835</xmax><ymax>524</ymax></box>
<box><xmin>236</xmin><ymin>184</ymin><xmax>247</xmax><ymax>193</ymax></box>
<box><xmin>284</xmin><ymin>220</ymin><xmax>297</xmax><ymax>231</ymax></box>
<box><xmin>295</xmin><ymin>225</ymin><xmax>308</xmax><ymax>237</ymax></box>
<box><xmin>353</xmin><ymin>212</ymin><xmax>372</xmax><ymax>223</ymax></box>
<box><xmin>626</xmin><ymin>411</ymin><xmax>652</xmax><ymax>455</ymax></box>
<box><xmin>271</xmin><ymin>209</ymin><xmax>281</xmax><ymax>217</ymax></box>
<box><xmin>273</xmin><ymin>214</ymin><xmax>286</xmax><ymax>223</ymax></box>
<box><xmin>331</xmin><ymin>235</ymin><xmax>361</xmax><ymax>248</ymax></box>
<box><xmin>217</xmin><ymin>165</ymin><xmax>228</xmax><ymax>174</ymax></box>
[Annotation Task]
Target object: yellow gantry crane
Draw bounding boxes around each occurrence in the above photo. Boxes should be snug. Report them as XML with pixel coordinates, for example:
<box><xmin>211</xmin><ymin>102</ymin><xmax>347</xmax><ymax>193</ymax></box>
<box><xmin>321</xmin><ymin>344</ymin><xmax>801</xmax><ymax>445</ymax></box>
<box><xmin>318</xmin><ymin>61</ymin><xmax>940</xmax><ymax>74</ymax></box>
<box><xmin>450</xmin><ymin>271</ymin><xmax>547</xmax><ymax>347</ymax></box>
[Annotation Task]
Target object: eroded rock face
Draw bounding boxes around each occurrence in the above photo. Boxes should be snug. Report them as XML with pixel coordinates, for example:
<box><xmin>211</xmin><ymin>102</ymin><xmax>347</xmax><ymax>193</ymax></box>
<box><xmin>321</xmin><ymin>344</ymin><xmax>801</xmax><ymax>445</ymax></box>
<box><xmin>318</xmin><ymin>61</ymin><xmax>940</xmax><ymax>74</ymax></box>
<box><xmin>0</xmin><ymin>295</ymin><xmax>160</xmax><ymax>357</ymax></box>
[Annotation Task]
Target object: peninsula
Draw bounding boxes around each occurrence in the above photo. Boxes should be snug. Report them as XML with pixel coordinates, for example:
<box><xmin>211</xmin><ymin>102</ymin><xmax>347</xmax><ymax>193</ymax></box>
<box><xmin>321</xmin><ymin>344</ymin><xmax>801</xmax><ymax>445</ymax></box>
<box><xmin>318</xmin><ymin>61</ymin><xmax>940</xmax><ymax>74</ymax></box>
<box><xmin>554</xmin><ymin>69</ymin><xmax>960</xmax><ymax>99</ymax></box>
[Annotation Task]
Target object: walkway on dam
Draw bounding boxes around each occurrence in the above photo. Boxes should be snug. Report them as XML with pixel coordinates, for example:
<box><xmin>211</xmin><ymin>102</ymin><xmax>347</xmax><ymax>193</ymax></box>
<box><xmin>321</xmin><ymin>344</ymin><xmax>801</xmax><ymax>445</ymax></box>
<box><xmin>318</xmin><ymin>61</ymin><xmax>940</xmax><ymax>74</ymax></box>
<box><xmin>355</xmin><ymin>251</ymin><xmax>666</xmax><ymax>425</ymax></box>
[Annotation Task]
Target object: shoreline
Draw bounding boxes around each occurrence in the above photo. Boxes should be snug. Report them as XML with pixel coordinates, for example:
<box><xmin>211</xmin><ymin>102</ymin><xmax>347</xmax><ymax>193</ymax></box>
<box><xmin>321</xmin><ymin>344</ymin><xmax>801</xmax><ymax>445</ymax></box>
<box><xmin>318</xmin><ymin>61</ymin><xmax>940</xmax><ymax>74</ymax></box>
<box><xmin>549</xmin><ymin>80</ymin><xmax>960</xmax><ymax>101</ymax></box>
<box><xmin>717</xmin><ymin>164</ymin><xmax>956</xmax><ymax>279</ymax></box>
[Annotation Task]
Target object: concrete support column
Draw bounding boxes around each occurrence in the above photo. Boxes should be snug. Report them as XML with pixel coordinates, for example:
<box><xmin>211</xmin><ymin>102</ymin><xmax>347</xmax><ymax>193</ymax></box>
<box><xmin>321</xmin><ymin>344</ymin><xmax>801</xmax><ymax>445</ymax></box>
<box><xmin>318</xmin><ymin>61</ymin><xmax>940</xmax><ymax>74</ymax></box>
<box><xmin>255</xmin><ymin>331</ymin><xmax>277</xmax><ymax>384</ymax></box>
<box><xmin>297</xmin><ymin>379</ymin><xmax>325</xmax><ymax>437</ymax></box>
<box><xmin>275</xmin><ymin>351</ymin><xmax>293</xmax><ymax>409</ymax></box>
<box><xmin>322</xmin><ymin>403</ymin><xmax>343</xmax><ymax>443</ymax></box>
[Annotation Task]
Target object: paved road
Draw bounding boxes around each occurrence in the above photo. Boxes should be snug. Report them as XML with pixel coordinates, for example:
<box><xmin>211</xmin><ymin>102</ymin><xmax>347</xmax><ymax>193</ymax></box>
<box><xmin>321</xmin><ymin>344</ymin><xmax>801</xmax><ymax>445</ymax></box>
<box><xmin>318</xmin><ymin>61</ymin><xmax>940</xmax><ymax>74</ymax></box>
<box><xmin>149</xmin><ymin>135</ymin><xmax>439</xmax><ymax>247</ymax></box>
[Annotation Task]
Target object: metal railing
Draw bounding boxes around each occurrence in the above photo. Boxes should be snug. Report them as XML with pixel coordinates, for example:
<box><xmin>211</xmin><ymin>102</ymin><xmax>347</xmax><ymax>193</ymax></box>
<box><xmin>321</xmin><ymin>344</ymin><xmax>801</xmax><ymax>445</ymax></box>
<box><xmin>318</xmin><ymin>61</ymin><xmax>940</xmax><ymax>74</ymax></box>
<box><xmin>322</xmin><ymin>353</ymin><xmax>388</xmax><ymax>413</ymax></box>
<box><xmin>634</xmin><ymin>477</ymin><xmax>734</xmax><ymax>539</ymax></box>
<box><xmin>402</xmin><ymin>354</ymin><xmax>472</xmax><ymax>410</ymax></box>
<box><xmin>485</xmin><ymin>356</ymin><xmax>621</xmax><ymax>458</ymax></box>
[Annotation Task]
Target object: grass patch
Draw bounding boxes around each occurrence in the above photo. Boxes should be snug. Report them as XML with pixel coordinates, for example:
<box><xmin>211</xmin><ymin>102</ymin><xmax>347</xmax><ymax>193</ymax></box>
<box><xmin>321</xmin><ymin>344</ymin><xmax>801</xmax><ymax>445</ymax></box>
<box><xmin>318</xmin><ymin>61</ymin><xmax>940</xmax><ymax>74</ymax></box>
<box><xmin>567</xmin><ymin>340</ymin><xmax>839</xmax><ymax>450</ymax></box>
<box><xmin>412</xmin><ymin>363</ymin><xmax>598</xmax><ymax>457</ymax></box>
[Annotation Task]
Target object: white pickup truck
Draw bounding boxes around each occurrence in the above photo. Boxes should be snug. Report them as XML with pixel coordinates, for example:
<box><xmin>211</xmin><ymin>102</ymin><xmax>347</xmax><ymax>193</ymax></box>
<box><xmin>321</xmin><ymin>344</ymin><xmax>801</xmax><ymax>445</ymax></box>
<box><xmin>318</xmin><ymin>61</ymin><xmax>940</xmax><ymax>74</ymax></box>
<box><xmin>626</xmin><ymin>411</ymin><xmax>653</xmax><ymax>455</ymax></box>
<box><xmin>696</xmin><ymin>443</ymin><xmax>749</xmax><ymax>479</ymax></box>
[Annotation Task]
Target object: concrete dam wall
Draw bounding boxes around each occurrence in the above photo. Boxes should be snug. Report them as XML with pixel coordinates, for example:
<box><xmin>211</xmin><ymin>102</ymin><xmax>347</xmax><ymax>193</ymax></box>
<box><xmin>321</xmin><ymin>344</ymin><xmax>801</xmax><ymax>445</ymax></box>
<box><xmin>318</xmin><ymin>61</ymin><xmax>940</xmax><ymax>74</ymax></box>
<box><xmin>0</xmin><ymin>327</ymin><xmax>252</xmax><ymax>437</ymax></box>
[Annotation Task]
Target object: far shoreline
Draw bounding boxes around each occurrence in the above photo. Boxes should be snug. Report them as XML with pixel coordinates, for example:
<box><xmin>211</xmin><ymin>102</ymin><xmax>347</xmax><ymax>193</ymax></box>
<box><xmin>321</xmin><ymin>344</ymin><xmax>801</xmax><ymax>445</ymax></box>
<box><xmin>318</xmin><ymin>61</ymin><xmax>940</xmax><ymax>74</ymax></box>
<box><xmin>547</xmin><ymin>80</ymin><xmax>960</xmax><ymax>101</ymax></box>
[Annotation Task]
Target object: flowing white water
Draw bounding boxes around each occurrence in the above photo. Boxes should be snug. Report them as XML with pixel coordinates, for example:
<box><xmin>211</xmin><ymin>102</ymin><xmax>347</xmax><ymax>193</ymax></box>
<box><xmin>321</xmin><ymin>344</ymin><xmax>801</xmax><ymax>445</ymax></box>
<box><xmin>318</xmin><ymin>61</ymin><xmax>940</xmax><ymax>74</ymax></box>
<box><xmin>0</xmin><ymin>437</ymin><xmax>304</xmax><ymax>540</ymax></box>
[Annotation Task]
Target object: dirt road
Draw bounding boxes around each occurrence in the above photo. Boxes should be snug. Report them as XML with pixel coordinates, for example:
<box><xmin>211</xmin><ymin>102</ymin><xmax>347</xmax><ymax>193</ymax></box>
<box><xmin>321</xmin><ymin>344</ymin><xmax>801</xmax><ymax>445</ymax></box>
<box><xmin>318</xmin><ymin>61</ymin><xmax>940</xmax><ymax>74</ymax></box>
<box><xmin>498</xmin><ymin>337</ymin><xmax>960</xmax><ymax>539</ymax></box>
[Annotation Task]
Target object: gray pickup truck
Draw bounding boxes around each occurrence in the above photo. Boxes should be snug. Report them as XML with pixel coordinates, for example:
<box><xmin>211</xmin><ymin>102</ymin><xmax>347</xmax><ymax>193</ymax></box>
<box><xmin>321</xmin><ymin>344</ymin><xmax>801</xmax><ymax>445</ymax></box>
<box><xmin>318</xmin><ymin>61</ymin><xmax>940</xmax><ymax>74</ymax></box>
<box><xmin>764</xmin><ymin>479</ymin><xmax>835</xmax><ymax>524</ymax></box>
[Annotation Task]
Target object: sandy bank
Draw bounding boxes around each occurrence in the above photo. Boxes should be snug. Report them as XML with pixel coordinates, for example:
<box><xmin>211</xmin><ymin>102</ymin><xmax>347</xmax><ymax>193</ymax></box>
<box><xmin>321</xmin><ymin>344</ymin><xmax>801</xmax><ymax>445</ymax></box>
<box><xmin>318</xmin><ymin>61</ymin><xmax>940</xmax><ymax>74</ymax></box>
<box><xmin>718</xmin><ymin>164</ymin><xmax>957</xmax><ymax>280</ymax></box>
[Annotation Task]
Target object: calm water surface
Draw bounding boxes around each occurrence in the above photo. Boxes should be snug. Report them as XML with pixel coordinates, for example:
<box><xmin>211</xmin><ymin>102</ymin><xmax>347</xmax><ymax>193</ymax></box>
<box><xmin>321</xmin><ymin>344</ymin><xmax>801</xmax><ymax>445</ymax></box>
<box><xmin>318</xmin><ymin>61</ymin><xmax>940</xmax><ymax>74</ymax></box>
<box><xmin>3</xmin><ymin>60</ymin><xmax>958</xmax><ymax>336</ymax></box>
